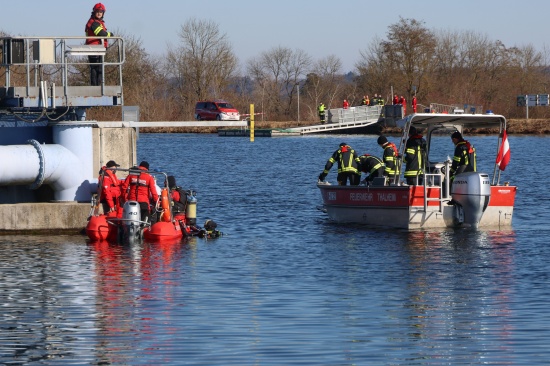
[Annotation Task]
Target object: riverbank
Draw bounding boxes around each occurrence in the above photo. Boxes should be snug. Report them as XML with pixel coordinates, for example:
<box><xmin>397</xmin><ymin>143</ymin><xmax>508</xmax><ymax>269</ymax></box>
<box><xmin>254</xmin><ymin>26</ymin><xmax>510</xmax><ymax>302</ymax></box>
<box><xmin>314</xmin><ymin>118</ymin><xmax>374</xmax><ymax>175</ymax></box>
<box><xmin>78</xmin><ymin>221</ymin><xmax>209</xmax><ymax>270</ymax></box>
<box><xmin>139</xmin><ymin>118</ymin><xmax>550</xmax><ymax>134</ymax></box>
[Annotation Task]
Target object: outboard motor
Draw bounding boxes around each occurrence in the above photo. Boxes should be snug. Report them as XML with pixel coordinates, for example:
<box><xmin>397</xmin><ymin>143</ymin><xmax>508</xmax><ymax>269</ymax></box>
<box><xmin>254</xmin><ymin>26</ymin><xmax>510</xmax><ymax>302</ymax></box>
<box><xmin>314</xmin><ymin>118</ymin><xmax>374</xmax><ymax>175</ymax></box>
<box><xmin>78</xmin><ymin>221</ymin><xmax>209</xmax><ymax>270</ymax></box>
<box><xmin>451</xmin><ymin>172</ymin><xmax>491</xmax><ymax>228</ymax></box>
<box><xmin>120</xmin><ymin>201</ymin><xmax>143</xmax><ymax>244</ymax></box>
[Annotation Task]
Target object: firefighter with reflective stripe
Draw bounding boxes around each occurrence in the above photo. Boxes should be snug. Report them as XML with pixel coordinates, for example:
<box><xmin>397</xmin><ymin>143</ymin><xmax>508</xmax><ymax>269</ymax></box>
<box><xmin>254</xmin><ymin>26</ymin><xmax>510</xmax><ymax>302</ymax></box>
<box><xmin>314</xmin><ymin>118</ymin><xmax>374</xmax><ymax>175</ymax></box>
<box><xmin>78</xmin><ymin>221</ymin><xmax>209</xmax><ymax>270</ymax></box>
<box><xmin>121</xmin><ymin>161</ymin><xmax>159</xmax><ymax>221</ymax></box>
<box><xmin>98</xmin><ymin>160</ymin><xmax>121</xmax><ymax>214</ymax></box>
<box><xmin>450</xmin><ymin>131</ymin><xmax>476</xmax><ymax>181</ymax></box>
<box><xmin>377</xmin><ymin>135</ymin><xmax>399</xmax><ymax>183</ymax></box>
<box><xmin>318</xmin><ymin>142</ymin><xmax>361</xmax><ymax>186</ymax></box>
<box><xmin>358</xmin><ymin>154</ymin><xmax>385</xmax><ymax>185</ymax></box>
<box><xmin>404</xmin><ymin>126</ymin><xmax>427</xmax><ymax>185</ymax></box>
<box><xmin>85</xmin><ymin>3</ymin><xmax>115</xmax><ymax>86</ymax></box>
<box><xmin>318</xmin><ymin>102</ymin><xmax>326</xmax><ymax>124</ymax></box>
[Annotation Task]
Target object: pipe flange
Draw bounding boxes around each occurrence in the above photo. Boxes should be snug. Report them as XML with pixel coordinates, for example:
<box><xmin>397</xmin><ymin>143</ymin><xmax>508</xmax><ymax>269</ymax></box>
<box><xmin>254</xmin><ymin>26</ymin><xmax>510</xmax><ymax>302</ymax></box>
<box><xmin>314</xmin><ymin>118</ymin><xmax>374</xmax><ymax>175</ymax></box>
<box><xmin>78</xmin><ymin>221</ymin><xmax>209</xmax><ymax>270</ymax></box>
<box><xmin>27</xmin><ymin>139</ymin><xmax>46</xmax><ymax>190</ymax></box>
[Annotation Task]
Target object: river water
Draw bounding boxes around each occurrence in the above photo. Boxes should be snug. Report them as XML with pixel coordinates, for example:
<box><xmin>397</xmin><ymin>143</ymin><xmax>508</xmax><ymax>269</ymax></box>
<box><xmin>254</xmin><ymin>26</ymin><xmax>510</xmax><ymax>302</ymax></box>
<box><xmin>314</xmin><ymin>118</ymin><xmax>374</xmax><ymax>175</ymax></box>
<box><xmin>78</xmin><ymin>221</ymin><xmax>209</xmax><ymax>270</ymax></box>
<box><xmin>1</xmin><ymin>133</ymin><xmax>549</xmax><ymax>365</ymax></box>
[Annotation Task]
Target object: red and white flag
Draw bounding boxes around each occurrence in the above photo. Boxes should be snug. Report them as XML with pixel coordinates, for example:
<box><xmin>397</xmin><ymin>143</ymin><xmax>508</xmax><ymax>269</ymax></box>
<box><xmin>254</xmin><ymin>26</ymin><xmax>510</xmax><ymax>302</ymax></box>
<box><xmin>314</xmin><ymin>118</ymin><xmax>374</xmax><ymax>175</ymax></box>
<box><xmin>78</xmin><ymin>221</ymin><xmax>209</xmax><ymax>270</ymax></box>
<box><xmin>496</xmin><ymin>130</ymin><xmax>510</xmax><ymax>171</ymax></box>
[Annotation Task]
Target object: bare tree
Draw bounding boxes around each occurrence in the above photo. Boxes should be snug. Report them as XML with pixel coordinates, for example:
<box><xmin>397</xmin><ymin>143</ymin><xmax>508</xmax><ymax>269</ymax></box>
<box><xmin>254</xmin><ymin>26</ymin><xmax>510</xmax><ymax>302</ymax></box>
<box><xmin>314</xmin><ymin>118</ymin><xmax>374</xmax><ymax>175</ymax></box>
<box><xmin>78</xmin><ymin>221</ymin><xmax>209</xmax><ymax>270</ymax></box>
<box><xmin>302</xmin><ymin>55</ymin><xmax>345</xmax><ymax>119</ymax></box>
<box><xmin>247</xmin><ymin>46</ymin><xmax>311</xmax><ymax>120</ymax></box>
<box><xmin>165</xmin><ymin>18</ymin><xmax>238</xmax><ymax>118</ymax></box>
<box><xmin>356</xmin><ymin>18</ymin><xmax>436</xmax><ymax>103</ymax></box>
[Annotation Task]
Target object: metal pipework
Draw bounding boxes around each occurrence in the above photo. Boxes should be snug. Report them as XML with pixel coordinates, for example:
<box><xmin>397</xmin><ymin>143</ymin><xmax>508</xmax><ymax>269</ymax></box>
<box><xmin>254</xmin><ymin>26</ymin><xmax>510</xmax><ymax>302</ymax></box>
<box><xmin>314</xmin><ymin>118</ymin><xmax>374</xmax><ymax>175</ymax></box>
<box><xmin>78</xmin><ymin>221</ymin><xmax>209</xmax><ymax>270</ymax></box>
<box><xmin>0</xmin><ymin>140</ymin><xmax>87</xmax><ymax>201</ymax></box>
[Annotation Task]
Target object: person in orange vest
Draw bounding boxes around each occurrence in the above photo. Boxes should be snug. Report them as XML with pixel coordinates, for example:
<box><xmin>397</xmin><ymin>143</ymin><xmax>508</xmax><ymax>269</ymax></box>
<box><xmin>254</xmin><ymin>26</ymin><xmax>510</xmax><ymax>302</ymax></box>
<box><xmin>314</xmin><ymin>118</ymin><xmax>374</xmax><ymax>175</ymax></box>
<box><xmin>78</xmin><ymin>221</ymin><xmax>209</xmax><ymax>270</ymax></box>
<box><xmin>343</xmin><ymin>99</ymin><xmax>350</xmax><ymax>109</ymax></box>
<box><xmin>412</xmin><ymin>95</ymin><xmax>417</xmax><ymax>113</ymax></box>
<box><xmin>97</xmin><ymin>160</ymin><xmax>121</xmax><ymax>214</ymax></box>
<box><xmin>122</xmin><ymin>161</ymin><xmax>159</xmax><ymax>222</ymax></box>
<box><xmin>85</xmin><ymin>3</ymin><xmax>115</xmax><ymax>86</ymax></box>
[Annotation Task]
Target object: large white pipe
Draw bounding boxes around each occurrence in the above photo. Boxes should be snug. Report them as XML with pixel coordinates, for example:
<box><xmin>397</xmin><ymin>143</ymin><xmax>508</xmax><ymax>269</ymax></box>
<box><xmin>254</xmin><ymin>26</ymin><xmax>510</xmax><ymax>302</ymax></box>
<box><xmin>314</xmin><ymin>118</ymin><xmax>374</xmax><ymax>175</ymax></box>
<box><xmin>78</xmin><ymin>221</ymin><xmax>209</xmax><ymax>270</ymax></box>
<box><xmin>0</xmin><ymin>140</ymin><xmax>87</xmax><ymax>201</ymax></box>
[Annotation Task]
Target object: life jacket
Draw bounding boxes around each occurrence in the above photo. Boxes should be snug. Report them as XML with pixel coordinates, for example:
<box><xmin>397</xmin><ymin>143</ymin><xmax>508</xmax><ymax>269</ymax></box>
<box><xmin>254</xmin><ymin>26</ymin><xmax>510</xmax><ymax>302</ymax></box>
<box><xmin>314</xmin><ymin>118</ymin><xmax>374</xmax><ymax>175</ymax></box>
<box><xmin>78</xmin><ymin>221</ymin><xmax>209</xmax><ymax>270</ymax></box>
<box><xmin>98</xmin><ymin>167</ymin><xmax>120</xmax><ymax>205</ymax></box>
<box><xmin>85</xmin><ymin>16</ymin><xmax>109</xmax><ymax>47</ymax></box>
<box><xmin>122</xmin><ymin>167</ymin><xmax>159</xmax><ymax>204</ymax></box>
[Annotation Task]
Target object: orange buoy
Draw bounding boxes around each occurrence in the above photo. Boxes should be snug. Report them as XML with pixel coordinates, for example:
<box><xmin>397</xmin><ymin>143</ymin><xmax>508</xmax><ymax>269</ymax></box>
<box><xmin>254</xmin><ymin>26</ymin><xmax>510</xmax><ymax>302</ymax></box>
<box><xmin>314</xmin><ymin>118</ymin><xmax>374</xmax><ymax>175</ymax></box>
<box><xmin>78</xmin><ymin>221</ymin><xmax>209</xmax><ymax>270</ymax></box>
<box><xmin>161</xmin><ymin>188</ymin><xmax>171</xmax><ymax>222</ymax></box>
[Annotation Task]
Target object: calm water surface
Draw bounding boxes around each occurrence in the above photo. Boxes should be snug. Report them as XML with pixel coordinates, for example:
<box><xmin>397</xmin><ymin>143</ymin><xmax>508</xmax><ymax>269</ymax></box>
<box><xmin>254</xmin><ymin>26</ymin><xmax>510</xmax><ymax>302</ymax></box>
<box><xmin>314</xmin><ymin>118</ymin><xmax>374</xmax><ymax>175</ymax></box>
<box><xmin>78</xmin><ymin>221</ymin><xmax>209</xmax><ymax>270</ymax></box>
<box><xmin>1</xmin><ymin>133</ymin><xmax>549</xmax><ymax>365</ymax></box>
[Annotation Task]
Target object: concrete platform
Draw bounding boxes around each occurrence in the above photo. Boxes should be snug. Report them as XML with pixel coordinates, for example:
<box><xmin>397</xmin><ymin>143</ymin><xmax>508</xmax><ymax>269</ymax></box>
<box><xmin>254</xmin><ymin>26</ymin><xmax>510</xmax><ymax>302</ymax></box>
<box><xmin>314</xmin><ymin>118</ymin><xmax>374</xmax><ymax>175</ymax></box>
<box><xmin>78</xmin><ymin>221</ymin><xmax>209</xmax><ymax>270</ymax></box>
<box><xmin>0</xmin><ymin>202</ymin><xmax>90</xmax><ymax>234</ymax></box>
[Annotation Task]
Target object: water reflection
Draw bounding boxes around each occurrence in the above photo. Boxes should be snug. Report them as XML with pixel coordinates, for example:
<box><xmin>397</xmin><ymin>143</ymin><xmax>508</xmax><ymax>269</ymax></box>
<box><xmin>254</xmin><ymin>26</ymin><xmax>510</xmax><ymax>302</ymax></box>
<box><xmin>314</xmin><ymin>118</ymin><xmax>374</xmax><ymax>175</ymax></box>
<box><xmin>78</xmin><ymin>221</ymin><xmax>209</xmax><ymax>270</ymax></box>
<box><xmin>401</xmin><ymin>229</ymin><xmax>515</xmax><ymax>361</ymax></box>
<box><xmin>87</xmin><ymin>238</ymin><xmax>197</xmax><ymax>364</ymax></box>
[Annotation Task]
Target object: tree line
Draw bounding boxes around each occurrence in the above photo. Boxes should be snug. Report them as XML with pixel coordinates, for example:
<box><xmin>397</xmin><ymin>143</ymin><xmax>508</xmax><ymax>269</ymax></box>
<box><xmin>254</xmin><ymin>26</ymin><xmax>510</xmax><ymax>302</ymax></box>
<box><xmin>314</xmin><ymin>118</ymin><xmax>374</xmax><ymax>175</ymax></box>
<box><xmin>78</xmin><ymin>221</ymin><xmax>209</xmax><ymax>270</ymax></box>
<box><xmin>2</xmin><ymin>17</ymin><xmax>550</xmax><ymax>122</ymax></box>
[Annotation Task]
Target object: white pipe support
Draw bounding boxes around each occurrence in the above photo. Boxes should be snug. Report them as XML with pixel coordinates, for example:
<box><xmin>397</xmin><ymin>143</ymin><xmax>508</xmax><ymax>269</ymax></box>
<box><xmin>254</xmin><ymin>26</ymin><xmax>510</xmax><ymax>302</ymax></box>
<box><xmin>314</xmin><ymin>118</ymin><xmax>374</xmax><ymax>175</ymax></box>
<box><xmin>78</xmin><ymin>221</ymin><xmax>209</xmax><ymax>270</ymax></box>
<box><xmin>0</xmin><ymin>140</ymin><xmax>86</xmax><ymax>201</ymax></box>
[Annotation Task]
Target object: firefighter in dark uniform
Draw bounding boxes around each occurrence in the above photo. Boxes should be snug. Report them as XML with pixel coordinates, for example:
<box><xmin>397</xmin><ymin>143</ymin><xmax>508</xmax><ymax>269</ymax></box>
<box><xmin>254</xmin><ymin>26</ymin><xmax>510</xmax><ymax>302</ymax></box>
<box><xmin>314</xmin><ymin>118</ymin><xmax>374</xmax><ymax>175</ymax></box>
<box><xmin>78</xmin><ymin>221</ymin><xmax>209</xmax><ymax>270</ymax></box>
<box><xmin>450</xmin><ymin>131</ymin><xmax>476</xmax><ymax>181</ymax></box>
<box><xmin>358</xmin><ymin>154</ymin><xmax>385</xmax><ymax>185</ymax></box>
<box><xmin>377</xmin><ymin>135</ymin><xmax>399</xmax><ymax>184</ymax></box>
<box><xmin>318</xmin><ymin>143</ymin><xmax>361</xmax><ymax>186</ymax></box>
<box><xmin>318</xmin><ymin>102</ymin><xmax>327</xmax><ymax>124</ymax></box>
<box><xmin>404</xmin><ymin>126</ymin><xmax>427</xmax><ymax>185</ymax></box>
<box><xmin>85</xmin><ymin>3</ymin><xmax>115</xmax><ymax>86</ymax></box>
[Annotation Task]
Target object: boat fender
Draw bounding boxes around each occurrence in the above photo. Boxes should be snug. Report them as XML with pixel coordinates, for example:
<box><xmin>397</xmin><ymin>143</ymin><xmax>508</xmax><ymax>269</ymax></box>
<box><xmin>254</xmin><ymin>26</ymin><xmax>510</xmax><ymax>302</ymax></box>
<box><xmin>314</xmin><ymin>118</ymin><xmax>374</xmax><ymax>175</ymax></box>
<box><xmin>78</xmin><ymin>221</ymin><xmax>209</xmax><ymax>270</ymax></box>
<box><xmin>161</xmin><ymin>188</ymin><xmax>172</xmax><ymax>222</ymax></box>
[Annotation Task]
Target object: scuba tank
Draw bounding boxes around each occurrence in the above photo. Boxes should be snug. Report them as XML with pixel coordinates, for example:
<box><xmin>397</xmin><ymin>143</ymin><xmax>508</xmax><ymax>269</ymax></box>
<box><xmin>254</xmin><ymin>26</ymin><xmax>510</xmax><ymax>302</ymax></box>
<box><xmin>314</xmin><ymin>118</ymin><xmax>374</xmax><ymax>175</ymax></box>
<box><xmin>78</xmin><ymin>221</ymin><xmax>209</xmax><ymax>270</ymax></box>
<box><xmin>186</xmin><ymin>190</ymin><xmax>197</xmax><ymax>226</ymax></box>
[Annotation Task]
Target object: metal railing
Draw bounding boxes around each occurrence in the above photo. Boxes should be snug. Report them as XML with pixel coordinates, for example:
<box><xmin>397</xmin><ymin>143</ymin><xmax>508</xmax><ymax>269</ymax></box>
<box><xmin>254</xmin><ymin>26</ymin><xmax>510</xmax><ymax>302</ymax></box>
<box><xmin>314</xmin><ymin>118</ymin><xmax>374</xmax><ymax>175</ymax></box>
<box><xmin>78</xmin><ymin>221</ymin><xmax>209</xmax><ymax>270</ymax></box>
<box><xmin>1</xmin><ymin>36</ymin><xmax>125</xmax><ymax>95</ymax></box>
<box><xmin>327</xmin><ymin>105</ymin><xmax>383</xmax><ymax>123</ymax></box>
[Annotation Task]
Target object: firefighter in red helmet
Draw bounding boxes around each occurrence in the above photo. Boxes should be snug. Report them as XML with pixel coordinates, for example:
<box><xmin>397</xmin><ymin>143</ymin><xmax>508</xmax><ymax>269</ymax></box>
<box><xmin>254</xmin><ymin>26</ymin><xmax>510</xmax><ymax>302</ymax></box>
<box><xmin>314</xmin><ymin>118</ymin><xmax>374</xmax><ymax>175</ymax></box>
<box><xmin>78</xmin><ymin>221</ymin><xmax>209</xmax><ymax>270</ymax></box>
<box><xmin>84</xmin><ymin>3</ymin><xmax>115</xmax><ymax>85</ymax></box>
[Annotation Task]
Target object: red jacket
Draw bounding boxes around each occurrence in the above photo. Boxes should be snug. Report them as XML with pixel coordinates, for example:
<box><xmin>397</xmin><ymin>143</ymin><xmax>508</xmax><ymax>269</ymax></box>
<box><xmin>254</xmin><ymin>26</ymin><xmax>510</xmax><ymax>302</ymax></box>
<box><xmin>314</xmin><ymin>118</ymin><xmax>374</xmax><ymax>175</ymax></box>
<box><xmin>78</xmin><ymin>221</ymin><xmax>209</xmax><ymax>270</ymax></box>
<box><xmin>122</xmin><ymin>167</ymin><xmax>159</xmax><ymax>204</ymax></box>
<box><xmin>98</xmin><ymin>167</ymin><xmax>121</xmax><ymax>209</ymax></box>
<box><xmin>85</xmin><ymin>15</ymin><xmax>111</xmax><ymax>47</ymax></box>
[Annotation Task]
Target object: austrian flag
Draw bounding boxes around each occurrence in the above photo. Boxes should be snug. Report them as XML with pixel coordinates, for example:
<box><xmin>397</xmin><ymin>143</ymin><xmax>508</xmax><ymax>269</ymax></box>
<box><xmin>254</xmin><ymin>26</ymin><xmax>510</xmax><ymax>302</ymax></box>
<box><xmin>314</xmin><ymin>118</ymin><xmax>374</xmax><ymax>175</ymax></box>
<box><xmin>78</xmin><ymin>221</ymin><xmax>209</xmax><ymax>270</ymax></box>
<box><xmin>496</xmin><ymin>130</ymin><xmax>510</xmax><ymax>170</ymax></box>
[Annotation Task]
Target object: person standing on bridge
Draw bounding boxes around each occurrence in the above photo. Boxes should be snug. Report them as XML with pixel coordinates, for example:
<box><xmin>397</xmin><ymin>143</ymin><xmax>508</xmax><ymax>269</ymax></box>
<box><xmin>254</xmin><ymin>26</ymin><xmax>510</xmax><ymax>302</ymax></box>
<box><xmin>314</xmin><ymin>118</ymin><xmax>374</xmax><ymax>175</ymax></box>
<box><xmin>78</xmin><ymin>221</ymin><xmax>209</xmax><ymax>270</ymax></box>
<box><xmin>318</xmin><ymin>143</ymin><xmax>361</xmax><ymax>186</ymax></box>
<box><xmin>399</xmin><ymin>96</ymin><xmax>406</xmax><ymax>115</ymax></box>
<box><xmin>343</xmin><ymin>99</ymin><xmax>350</xmax><ymax>109</ymax></box>
<box><xmin>85</xmin><ymin>3</ymin><xmax>115</xmax><ymax>86</ymax></box>
<box><xmin>318</xmin><ymin>102</ymin><xmax>326</xmax><ymax>124</ymax></box>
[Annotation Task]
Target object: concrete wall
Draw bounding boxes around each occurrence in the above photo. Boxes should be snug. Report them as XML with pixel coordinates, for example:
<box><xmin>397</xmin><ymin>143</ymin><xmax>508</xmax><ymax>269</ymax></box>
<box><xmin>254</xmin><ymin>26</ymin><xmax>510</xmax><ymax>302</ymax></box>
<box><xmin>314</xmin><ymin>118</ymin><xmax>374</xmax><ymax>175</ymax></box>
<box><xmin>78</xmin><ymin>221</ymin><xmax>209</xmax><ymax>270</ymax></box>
<box><xmin>0</xmin><ymin>202</ymin><xmax>90</xmax><ymax>233</ymax></box>
<box><xmin>0</xmin><ymin>123</ymin><xmax>136</xmax><ymax>232</ymax></box>
<box><xmin>93</xmin><ymin>125</ymin><xmax>136</xmax><ymax>178</ymax></box>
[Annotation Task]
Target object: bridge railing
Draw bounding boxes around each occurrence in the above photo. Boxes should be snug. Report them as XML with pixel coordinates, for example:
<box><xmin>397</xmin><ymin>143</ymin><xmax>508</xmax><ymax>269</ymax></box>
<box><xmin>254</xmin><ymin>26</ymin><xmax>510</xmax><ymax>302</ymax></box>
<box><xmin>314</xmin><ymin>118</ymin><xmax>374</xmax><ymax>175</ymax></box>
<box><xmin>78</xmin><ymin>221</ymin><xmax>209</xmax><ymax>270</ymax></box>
<box><xmin>1</xmin><ymin>36</ymin><xmax>125</xmax><ymax>93</ymax></box>
<box><xmin>328</xmin><ymin>105</ymin><xmax>383</xmax><ymax>123</ymax></box>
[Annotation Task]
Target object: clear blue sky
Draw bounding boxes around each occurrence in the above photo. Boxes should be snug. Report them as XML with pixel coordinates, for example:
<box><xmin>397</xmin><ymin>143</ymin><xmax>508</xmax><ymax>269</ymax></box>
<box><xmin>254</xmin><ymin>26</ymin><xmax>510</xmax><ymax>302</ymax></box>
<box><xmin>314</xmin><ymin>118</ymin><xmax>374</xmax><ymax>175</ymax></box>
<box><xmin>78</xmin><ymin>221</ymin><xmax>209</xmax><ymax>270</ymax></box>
<box><xmin>2</xmin><ymin>0</ymin><xmax>547</xmax><ymax>73</ymax></box>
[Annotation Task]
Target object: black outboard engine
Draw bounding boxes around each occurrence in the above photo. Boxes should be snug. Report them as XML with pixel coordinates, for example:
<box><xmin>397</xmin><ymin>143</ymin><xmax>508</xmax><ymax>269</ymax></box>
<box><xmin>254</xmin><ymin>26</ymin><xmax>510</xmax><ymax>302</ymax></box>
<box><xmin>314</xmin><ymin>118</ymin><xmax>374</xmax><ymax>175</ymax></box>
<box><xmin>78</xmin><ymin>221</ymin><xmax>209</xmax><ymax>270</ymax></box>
<box><xmin>451</xmin><ymin>172</ymin><xmax>491</xmax><ymax>228</ymax></box>
<box><xmin>120</xmin><ymin>201</ymin><xmax>143</xmax><ymax>244</ymax></box>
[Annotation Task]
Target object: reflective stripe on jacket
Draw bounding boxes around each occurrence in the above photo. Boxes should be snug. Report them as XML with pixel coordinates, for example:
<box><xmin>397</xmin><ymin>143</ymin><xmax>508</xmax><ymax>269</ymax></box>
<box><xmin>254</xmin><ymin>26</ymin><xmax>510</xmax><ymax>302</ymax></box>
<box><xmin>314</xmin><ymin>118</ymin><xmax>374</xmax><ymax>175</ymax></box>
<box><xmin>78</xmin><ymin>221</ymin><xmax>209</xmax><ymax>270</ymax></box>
<box><xmin>404</xmin><ymin>135</ymin><xmax>426</xmax><ymax>178</ymax></box>
<box><xmin>85</xmin><ymin>16</ymin><xmax>111</xmax><ymax>47</ymax></box>
<box><xmin>382</xmin><ymin>142</ymin><xmax>399</xmax><ymax>176</ymax></box>
<box><xmin>323</xmin><ymin>145</ymin><xmax>360</xmax><ymax>174</ymax></box>
<box><xmin>450</xmin><ymin>140</ymin><xmax>476</xmax><ymax>178</ymax></box>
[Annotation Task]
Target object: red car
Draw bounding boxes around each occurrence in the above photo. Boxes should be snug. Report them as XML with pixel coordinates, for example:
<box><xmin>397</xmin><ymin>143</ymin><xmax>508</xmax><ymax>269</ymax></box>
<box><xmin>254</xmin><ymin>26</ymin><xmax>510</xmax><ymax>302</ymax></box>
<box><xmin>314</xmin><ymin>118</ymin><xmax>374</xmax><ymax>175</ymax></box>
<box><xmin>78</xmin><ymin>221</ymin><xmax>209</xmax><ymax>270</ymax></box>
<box><xmin>194</xmin><ymin>100</ymin><xmax>240</xmax><ymax>121</ymax></box>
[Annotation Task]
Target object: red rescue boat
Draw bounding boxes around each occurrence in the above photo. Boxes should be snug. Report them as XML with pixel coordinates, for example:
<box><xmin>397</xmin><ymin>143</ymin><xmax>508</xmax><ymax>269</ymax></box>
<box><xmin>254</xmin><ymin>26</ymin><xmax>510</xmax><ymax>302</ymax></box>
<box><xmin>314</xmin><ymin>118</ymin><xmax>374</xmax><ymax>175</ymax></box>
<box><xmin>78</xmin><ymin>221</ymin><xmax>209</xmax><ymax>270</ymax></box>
<box><xmin>318</xmin><ymin>113</ymin><xmax>517</xmax><ymax>229</ymax></box>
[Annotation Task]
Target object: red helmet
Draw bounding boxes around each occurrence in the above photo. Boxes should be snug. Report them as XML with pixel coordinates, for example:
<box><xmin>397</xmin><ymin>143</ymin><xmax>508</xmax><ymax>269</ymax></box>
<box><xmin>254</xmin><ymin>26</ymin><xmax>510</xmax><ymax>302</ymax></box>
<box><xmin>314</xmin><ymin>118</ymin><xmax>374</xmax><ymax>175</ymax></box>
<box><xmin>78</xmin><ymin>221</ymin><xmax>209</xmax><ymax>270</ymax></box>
<box><xmin>93</xmin><ymin>3</ymin><xmax>106</xmax><ymax>12</ymax></box>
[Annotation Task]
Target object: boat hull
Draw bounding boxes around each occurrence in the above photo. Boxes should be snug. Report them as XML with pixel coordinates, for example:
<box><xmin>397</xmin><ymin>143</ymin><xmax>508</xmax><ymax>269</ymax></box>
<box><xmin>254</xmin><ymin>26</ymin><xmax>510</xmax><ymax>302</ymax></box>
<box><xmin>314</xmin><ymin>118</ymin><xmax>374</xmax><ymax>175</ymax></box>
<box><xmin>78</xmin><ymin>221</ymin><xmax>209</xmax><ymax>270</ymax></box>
<box><xmin>143</xmin><ymin>221</ymin><xmax>183</xmax><ymax>242</ymax></box>
<box><xmin>318</xmin><ymin>184</ymin><xmax>516</xmax><ymax>229</ymax></box>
